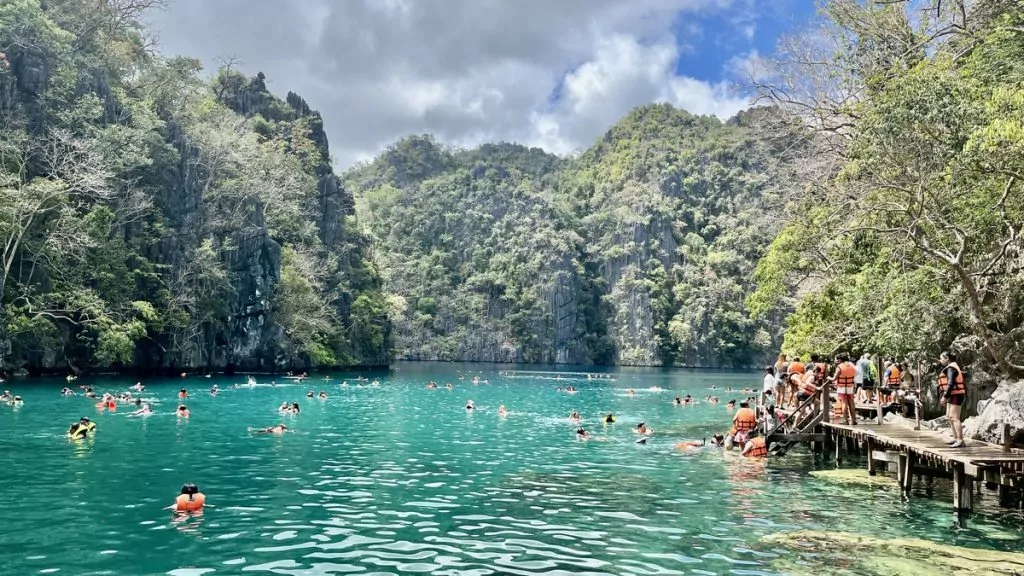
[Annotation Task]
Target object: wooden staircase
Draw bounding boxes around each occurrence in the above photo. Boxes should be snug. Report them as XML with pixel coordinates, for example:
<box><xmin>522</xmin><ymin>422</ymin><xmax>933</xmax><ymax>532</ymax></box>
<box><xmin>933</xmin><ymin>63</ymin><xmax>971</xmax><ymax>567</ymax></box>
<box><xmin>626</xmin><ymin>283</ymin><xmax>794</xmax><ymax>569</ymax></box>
<box><xmin>765</xmin><ymin>387</ymin><xmax>827</xmax><ymax>457</ymax></box>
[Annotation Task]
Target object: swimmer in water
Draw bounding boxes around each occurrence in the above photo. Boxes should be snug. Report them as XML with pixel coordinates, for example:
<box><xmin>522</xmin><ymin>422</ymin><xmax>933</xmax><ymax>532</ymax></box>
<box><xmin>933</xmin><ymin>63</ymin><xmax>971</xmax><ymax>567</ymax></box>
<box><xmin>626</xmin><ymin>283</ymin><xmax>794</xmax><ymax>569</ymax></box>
<box><xmin>177</xmin><ymin>405</ymin><xmax>190</xmax><ymax>418</ymax></box>
<box><xmin>291</xmin><ymin>402</ymin><xmax>301</xmax><ymax>413</ymax></box>
<box><xmin>674</xmin><ymin>439</ymin><xmax>706</xmax><ymax>450</ymax></box>
<box><xmin>446</xmin><ymin>382</ymin><xmax>453</xmax><ymax>390</ymax></box>
<box><xmin>726</xmin><ymin>399</ymin><xmax>736</xmax><ymax>410</ymax></box>
<box><xmin>427</xmin><ymin>381</ymin><xmax>438</xmax><ymax>390</ymax></box>
<box><xmin>247</xmin><ymin>376</ymin><xmax>257</xmax><ymax>387</ymax></box>
<box><xmin>604</xmin><ymin>413</ymin><xmax>616</xmax><ymax>424</ymax></box>
<box><xmin>465</xmin><ymin>400</ymin><xmax>475</xmax><ymax>411</ymax></box>
<box><xmin>251</xmin><ymin>424</ymin><xmax>289</xmax><ymax>434</ymax></box>
<box><xmin>7</xmin><ymin>395</ymin><xmax>23</xmax><ymax>406</ymax></box>
<box><xmin>498</xmin><ymin>405</ymin><xmax>508</xmax><ymax>417</ymax></box>
<box><xmin>626</xmin><ymin>388</ymin><xmax>635</xmax><ymax>397</ymax></box>
<box><xmin>67</xmin><ymin>417</ymin><xmax>95</xmax><ymax>439</ymax></box>
<box><xmin>569</xmin><ymin>410</ymin><xmax>581</xmax><ymax>423</ymax></box>
<box><xmin>131</xmin><ymin>403</ymin><xmax>152</xmax><ymax>416</ymax></box>
<box><xmin>673</xmin><ymin>396</ymin><xmax>682</xmax><ymax>406</ymax></box>
<box><xmin>708</xmin><ymin>433</ymin><xmax>726</xmax><ymax>447</ymax></box>
<box><xmin>210</xmin><ymin>385</ymin><xmax>219</xmax><ymax>396</ymax></box>
<box><xmin>576</xmin><ymin>427</ymin><xmax>590</xmax><ymax>440</ymax></box>
<box><xmin>178</xmin><ymin>388</ymin><xmax>188</xmax><ymax>399</ymax></box>
<box><xmin>61</xmin><ymin>387</ymin><xmax>75</xmax><ymax>396</ymax></box>
<box><xmin>318</xmin><ymin>391</ymin><xmax>327</xmax><ymax>399</ymax></box>
<box><xmin>278</xmin><ymin>402</ymin><xmax>291</xmax><ymax>413</ymax></box>
<box><xmin>306</xmin><ymin>389</ymin><xmax>315</xmax><ymax>398</ymax></box>
<box><xmin>635</xmin><ymin>422</ymin><xmax>653</xmax><ymax>435</ymax></box>
<box><xmin>172</xmin><ymin>483</ymin><xmax>206</xmax><ymax>513</ymax></box>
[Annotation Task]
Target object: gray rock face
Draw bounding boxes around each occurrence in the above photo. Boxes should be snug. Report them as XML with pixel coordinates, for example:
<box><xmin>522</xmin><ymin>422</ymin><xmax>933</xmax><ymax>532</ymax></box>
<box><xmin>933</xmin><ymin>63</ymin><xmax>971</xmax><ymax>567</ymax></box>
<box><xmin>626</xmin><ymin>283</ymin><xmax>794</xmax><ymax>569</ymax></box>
<box><xmin>964</xmin><ymin>380</ymin><xmax>1024</xmax><ymax>445</ymax></box>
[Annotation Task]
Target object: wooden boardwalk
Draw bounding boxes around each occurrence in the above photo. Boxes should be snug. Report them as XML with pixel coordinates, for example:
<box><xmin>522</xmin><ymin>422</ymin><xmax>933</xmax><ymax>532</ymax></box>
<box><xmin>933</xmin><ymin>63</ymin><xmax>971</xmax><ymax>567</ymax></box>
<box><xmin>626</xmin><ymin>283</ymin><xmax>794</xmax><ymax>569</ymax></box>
<box><xmin>824</xmin><ymin>421</ymin><xmax>1024</xmax><ymax>480</ymax></box>
<box><xmin>767</xmin><ymin>386</ymin><xmax>1022</xmax><ymax>519</ymax></box>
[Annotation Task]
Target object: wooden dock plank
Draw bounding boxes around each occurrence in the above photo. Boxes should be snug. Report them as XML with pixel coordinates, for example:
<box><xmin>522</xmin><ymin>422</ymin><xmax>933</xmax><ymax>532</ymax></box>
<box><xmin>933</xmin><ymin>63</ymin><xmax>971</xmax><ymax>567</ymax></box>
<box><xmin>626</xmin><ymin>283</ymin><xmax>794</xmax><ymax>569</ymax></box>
<box><xmin>822</xmin><ymin>421</ymin><xmax>1024</xmax><ymax>468</ymax></box>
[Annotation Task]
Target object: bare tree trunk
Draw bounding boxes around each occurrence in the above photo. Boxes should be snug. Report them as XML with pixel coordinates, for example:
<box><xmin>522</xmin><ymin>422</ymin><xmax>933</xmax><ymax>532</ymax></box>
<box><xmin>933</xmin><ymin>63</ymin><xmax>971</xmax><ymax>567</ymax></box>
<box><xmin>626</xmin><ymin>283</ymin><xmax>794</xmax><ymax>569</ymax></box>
<box><xmin>952</xmin><ymin>262</ymin><xmax>1024</xmax><ymax>376</ymax></box>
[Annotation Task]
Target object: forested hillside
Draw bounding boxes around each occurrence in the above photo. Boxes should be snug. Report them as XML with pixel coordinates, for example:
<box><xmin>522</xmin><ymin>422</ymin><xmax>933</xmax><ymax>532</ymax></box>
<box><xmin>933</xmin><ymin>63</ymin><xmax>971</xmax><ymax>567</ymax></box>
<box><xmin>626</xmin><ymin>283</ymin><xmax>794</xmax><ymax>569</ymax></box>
<box><xmin>349</xmin><ymin>105</ymin><xmax>791</xmax><ymax>367</ymax></box>
<box><xmin>0</xmin><ymin>0</ymin><xmax>389</xmax><ymax>374</ymax></box>
<box><xmin>746</xmin><ymin>0</ymin><xmax>1024</xmax><ymax>432</ymax></box>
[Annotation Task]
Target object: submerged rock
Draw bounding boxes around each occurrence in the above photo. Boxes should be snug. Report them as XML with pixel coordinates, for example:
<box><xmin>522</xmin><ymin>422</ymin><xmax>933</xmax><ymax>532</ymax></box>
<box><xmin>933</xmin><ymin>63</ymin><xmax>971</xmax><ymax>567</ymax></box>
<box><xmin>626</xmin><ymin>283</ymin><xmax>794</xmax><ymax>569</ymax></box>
<box><xmin>808</xmin><ymin>469</ymin><xmax>897</xmax><ymax>488</ymax></box>
<box><xmin>763</xmin><ymin>530</ymin><xmax>1024</xmax><ymax>576</ymax></box>
<box><xmin>964</xmin><ymin>380</ymin><xmax>1024</xmax><ymax>446</ymax></box>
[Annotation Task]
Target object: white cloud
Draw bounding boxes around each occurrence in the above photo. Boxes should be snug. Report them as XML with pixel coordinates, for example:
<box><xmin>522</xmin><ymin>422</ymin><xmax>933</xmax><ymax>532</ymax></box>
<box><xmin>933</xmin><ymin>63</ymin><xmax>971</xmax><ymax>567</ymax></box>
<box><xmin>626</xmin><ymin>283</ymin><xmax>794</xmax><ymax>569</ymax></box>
<box><xmin>150</xmin><ymin>0</ymin><xmax>758</xmax><ymax>167</ymax></box>
<box><xmin>726</xmin><ymin>49</ymin><xmax>772</xmax><ymax>84</ymax></box>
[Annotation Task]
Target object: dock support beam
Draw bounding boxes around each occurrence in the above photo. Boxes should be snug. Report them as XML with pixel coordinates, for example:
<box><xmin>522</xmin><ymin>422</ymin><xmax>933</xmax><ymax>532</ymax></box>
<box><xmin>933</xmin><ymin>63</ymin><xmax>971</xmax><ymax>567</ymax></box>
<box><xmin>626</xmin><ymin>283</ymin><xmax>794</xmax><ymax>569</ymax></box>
<box><xmin>898</xmin><ymin>453</ymin><xmax>914</xmax><ymax>492</ymax></box>
<box><xmin>866</xmin><ymin>437</ymin><xmax>876</xmax><ymax>476</ymax></box>
<box><xmin>953</xmin><ymin>463</ymin><xmax>973</xmax><ymax>524</ymax></box>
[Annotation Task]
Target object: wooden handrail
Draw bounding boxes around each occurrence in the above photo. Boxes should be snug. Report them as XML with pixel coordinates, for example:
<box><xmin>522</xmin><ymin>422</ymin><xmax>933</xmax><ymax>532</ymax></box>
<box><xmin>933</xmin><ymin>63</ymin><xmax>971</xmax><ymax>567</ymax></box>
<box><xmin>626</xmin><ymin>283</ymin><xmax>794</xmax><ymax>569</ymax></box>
<box><xmin>765</xmin><ymin>386</ymin><xmax>822</xmax><ymax>439</ymax></box>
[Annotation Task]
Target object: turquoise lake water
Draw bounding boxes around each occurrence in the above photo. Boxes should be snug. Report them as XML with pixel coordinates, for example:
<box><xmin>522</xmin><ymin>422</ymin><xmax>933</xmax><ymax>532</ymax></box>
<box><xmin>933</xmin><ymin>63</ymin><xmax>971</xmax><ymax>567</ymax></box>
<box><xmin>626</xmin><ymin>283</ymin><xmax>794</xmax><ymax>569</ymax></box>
<box><xmin>1</xmin><ymin>363</ymin><xmax>1022</xmax><ymax>575</ymax></box>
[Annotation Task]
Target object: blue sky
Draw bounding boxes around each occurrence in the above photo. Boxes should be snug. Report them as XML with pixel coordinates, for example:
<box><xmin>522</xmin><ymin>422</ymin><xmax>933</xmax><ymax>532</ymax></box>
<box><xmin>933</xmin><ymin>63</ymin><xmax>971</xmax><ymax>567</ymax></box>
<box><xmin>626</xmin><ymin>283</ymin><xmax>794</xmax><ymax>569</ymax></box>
<box><xmin>152</xmin><ymin>0</ymin><xmax>820</xmax><ymax>167</ymax></box>
<box><xmin>675</xmin><ymin>0</ymin><xmax>817</xmax><ymax>82</ymax></box>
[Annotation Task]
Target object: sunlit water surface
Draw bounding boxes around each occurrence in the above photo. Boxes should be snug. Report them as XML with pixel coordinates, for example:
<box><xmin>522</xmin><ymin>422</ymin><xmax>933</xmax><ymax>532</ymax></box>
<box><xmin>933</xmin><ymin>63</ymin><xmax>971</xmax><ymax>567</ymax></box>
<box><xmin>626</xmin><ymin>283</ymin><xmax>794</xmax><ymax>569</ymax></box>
<box><xmin>1</xmin><ymin>363</ymin><xmax>1022</xmax><ymax>575</ymax></box>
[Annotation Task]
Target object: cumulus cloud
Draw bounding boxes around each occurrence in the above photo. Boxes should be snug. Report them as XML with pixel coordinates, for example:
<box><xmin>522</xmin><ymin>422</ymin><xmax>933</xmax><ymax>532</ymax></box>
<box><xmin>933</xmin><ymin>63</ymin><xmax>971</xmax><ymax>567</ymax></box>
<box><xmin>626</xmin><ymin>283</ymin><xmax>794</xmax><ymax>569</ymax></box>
<box><xmin>149</xmin><ymin>0</ymin><xmax>758</xmax><ymax>167</ymax></box>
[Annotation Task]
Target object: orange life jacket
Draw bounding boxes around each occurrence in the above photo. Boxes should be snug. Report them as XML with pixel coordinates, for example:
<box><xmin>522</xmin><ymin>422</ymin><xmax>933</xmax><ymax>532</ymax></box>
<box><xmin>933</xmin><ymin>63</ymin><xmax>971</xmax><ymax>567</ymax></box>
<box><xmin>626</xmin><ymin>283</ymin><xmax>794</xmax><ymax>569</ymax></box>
<box><xmin>800</xmin><ymin>373</ymin><xmax>817</xmax><ymax>396</ymax></box>
<box><xmin>815</xmin><ymin>362</ymin><xmax>828</xmax><ymax>376</ymax></box>
<box><xmin>732</xmin><ymin>407</ymin><xmax>757</xmax><ymax>433</ymax></box>
<box><xmin>886</xmin><ymin>366</ymin><xmax>901</xmax><ymax>385</ymax></box>
<box><xmin>745</xmin><ymin>437</ymin><xmax>768</xmax><ymax>458</ymax></box>
<box><xmin>789</xmin><ymin>361</ymin><xmax>806</xmax><ymax>375</ymax></box>
<box><xmin>175</xmin><ymin>493</ymin><xmax>205</xmax><ymax>512</ymax></box>
<box><xmin>938</xmin><ymin>362</ymin><xmax>966</xmax><ymax>396</ymax></box>
<box><xmin>836</xmin><ymin>362</ymin><xmax>856</xmax><ymax>388</ymax></box>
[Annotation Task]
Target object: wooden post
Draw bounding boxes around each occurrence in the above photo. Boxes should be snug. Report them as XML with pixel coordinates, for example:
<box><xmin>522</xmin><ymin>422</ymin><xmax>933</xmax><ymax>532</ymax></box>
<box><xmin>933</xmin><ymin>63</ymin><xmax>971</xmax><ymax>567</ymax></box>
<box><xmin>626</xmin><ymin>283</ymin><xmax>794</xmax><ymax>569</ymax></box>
<box><xmin>953</xmin><ymin>463</ymin><xmax>973</xmax><ymax>523</ymax></box>
<box><xmin>821</xmin><ymin>381</ymin><xmax>830</xmax><ymax>423</ymax></box>
<box><xmin>1002</xmin><ymin>423</ymin><xmax>1011</xmax><ymax>453</ymax></box>
<box><xmin>915</xmin><ymin>361</ymin><xmax>923</xmax><ymax>431</ymax></box>
<box><xmin>867</xmin><ymin>437</ymin><xmax>876</xmax><ymax>476</ymax></box>
<box><xmin>875</xmin><ymin>355</ymin><xmax>883</xmax><ymax>424</ymax></box>
<box><xmin>834</xmin><ymin>432</ymin><xmax>842</xmax><ymax>463</ymax></box>
<box><xmin>898</xmin><ymin>453</ymin><xmax>914</xmax><ymax>492</ymax></box>
<box><xmin>998</xmin><ymin>485</ymin><xmax>1011</xmax><ymax>508</ymax></box>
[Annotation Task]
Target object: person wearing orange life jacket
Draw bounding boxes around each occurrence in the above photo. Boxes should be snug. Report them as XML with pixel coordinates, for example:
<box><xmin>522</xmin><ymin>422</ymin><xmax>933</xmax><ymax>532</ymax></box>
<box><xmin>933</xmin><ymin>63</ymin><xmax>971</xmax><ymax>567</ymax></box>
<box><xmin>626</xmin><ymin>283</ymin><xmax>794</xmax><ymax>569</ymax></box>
<box><xmin>881</xmin><ymin>360</ymin><xmax>901</xmax><ymax>404</ymax></box>
<box><xmin>810</xmin><ymin>353</ymin><xmax>829</xmax><ymax>382</ymax></box>
<box><xmin>788</xmin><ymin>357</ymin><xmax>806</xmax><ymax>376</ymax></box>
<box><xmin>741</xmin><ymin>433</ymin><xmax>769</xmax><ymax>458</ymax></box>
<box><xmin>938</xmin><ymin>352</ymin><xmax>967</xmax><ymax>448</ymax></box>
<box><xmin>831</xmin><ymin>354</ymin><xmax>858</xmax><ymax>425</ymax></box>
<box><xmin>797</xmin><ymin>367</ymin><xmax>818</xmax><ymax>402</ymax></box>
<box><xmin>726</xmin><ymin>401</ymin><xmax>758</xmax><ymax>450</ymax></box>
<box><xmin>174</xmin><ymin>483</ymin><xmax>205</xmax><ymax>512</ymax></box>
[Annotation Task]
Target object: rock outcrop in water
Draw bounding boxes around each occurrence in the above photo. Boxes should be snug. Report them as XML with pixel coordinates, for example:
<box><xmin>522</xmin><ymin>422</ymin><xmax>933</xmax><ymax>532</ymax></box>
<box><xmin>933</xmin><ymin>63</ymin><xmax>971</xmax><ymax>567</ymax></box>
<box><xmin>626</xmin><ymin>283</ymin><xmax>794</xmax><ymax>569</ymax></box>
<box><xmin>347</xmin><ymin>106</ymin><xmax>790</xmax><ymax>367</ymax></box>
<box><xmin>763</xmin><ymin>531</ymin><xmax>1024</xmax><ymax>576</ymax></box>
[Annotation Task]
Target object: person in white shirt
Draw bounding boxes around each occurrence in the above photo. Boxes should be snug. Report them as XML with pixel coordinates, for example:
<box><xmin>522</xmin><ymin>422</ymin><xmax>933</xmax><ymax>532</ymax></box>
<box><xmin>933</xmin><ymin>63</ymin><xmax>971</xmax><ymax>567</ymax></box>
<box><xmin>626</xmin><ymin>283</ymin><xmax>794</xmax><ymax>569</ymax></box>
<box><xmin>762</xmin><ymin>366</ymin><xmax>776</xmax><ymax>407</ymax></box>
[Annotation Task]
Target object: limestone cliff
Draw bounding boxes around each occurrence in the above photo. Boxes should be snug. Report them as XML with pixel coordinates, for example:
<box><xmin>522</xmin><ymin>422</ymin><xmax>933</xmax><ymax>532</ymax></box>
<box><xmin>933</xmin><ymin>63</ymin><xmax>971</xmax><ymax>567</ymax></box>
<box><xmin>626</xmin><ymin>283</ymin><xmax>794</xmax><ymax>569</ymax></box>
<box><xmin>348</xmin><ymin>106</ymin><xmax>786</xmax><ymax>367</ymax></box>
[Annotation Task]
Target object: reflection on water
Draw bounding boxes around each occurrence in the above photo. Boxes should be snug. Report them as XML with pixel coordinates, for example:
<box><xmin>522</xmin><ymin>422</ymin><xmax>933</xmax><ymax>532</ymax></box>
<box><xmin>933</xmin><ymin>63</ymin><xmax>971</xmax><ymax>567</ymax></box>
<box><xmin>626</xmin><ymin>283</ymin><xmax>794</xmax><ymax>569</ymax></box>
<box><xmin>0</xmin><ymin>363</ymin><xmax>1021</xmax><ymax>575</ymax></box>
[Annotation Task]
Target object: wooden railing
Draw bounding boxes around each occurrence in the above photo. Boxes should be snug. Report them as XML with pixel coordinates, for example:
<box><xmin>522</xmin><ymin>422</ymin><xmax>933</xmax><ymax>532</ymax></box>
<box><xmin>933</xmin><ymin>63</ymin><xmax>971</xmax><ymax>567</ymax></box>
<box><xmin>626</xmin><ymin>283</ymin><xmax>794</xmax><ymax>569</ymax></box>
<box><xmin>765</xmin><ymin>384</ymin><xmax>824</xmax><ymax>439</ymax></box>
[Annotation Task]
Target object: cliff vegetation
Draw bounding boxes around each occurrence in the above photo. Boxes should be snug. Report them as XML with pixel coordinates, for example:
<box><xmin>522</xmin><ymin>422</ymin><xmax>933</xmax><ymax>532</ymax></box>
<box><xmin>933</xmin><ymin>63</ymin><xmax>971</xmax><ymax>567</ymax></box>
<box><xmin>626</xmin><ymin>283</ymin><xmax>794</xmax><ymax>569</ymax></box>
<box><xmin>0</xmin><ymin>0</ymin><xmax>389</xmax><ymax>374</ymax></box>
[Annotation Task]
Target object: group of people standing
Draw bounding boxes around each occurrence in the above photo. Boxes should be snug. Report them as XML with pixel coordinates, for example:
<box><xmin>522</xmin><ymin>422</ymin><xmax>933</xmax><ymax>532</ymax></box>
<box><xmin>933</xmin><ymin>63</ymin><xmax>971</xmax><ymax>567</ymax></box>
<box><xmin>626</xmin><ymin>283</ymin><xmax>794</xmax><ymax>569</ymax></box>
<box><xmin>764</xmin><ymin>351</ymin><xmax>968</xmax><ymax>447</ymax></box>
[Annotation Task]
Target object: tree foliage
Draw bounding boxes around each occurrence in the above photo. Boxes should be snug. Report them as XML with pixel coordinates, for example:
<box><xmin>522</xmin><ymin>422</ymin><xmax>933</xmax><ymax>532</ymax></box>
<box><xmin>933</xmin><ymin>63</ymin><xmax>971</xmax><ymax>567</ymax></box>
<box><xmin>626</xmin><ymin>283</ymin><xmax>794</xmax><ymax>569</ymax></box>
<box><xmin>349</xmin><ymin>106</ymin><xmax>790</xmax><ymax>367</ymax></box>
<box><xmin>0</xmin><ymin>0</ymin><xmax>388</xmax><ymax>373</ymax></box>
<box><xmin>748</xmin><ymin>0</ymin><xmax>1024</xmax><ymax>373</ymax></box>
